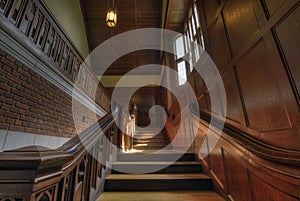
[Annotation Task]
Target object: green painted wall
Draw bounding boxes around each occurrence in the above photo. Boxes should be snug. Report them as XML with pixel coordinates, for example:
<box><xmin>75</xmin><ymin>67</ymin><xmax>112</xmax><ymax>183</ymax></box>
<box><xmin>43</xmin><ymin>0</ymin><xmax>90</xmax><ymax>58</ymax></box>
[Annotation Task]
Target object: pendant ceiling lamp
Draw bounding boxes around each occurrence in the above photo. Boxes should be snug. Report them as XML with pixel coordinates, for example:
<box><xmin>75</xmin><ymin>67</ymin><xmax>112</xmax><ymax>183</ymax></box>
<box><xmin>106</xmin><ymin>0</ymin><xmax>117</xmax><ymax>28</ymax></box>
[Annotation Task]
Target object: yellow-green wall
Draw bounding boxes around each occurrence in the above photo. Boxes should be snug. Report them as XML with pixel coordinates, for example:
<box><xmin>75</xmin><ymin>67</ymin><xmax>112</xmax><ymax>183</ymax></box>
<box><xmin>43</xmin><ymin>0</ymin><xmax>90</xmax><ymax>58</ymax></box>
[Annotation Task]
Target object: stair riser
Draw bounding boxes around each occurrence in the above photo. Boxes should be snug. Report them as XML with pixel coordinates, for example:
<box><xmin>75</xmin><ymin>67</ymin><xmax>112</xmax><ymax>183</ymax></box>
<box><xmin>112</xmin><ymin>164</ymin><xmax>202</xmax><ymax>174</ymax></box>
<box><xmin>104</xmin><ymin>179</ymin><xmax>212</xmax><ymax>191</ymax></box>
<box><xmin>133</xmin><ymin>142</ymin><xmax>168</xmax><ymax>146</ymax></box>
<box><xmin>117</xmin><ymin>154</ymin><xmax>195</xmax><ymax>162</ymax></box>
<box><xmin>133</xmin><ymin>139</ymin><xmax>169</xmax><ymax>143</ymax></box>
<box><xmin>133</xmin><ymin>147</ymin><xmax>172</xmax><ymax>150</ymax></box>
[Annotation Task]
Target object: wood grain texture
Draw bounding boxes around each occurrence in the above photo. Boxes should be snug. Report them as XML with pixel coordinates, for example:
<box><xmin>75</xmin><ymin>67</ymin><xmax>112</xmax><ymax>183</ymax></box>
<box><xmin>275</xmin><ymin>6</ymin><xmax>300</xmax><ymax>107</ymax></box>
<box><xmin>236</xmin><ymin>39</ymin><xmax>291</xmax><ymax>131</ymax></box>
<box><xmin>164</xmin><ymin>0</ymin><xmax>300</xmax><ymax>200</ymax></box>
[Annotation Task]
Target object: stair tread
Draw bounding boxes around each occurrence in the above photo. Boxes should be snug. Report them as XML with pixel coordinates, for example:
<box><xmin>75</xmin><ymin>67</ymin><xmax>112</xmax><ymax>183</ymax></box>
<box><xmin>106</xmin><ymin>173</ymin><xmax>210</xmax><ymax>180</ymax></box>
<box><xmin>97</xmin><ymin>191</ymin><xmax>225</xmax><ymax>201</ymax></box>
<box><xmin>113</xmin><ymin>161</ymin><xmax>200</xmax><ymax>165</ymax></box>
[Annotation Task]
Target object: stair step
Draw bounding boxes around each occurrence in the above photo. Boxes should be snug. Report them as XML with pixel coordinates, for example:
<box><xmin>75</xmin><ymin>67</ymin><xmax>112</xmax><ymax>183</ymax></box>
<box><xmin>133</xmin><ymin>142</ymin><xmax>168</xmax><ymax>146</ymax></box>
<box><xmin>117</xmin><ymin>153</ymin><xmax>195</xmax><ymax>162</ymax></box>
<box><xmin>133</xmin><ymin>146</ymin><xmax>172</xmax><ymax>151</ymax></box>
<box><xmin>133</xmin><ymin>135</ymin><xmax>167</xmax><ymax>140</ymax></box>
<box><xmin>133</xmin><ymin>139</ymin><xmax>169</xmax><ymax>143</ymax></box>
<box><xmin>112</xmin><ymin>161</ymin><xmax>202</xmax><ymax>174</ymax></box>
<box><xmin>97</xmin><ymin>191</ymin><xmax>225</xmax><ymax>201</ymax></box>
<box><xmin>104</xmin><ymin>174</ymin><xmax>211</xmax><ymax>191</ymax></box>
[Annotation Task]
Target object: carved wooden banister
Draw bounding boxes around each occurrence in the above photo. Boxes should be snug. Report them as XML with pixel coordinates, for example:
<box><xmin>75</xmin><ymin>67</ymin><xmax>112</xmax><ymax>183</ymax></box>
<box><xmin>0</xmin><ymin>112</ymin><xmax>121</xmax><ymax>201</ymax></box>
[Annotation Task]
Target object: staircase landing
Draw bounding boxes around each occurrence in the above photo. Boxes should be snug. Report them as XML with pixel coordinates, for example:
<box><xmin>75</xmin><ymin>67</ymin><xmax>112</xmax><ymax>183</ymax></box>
<box><xmin>97</xmin><ymin>191</ymin><xmax>224</xmax><ymax>201</ymax></box>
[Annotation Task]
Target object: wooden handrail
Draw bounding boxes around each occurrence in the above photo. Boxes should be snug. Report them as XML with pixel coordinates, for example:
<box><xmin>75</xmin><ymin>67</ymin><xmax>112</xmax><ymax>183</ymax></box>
<box><xmin>189</xmin><ymin>102</ymin><xmax>300</xmax><ymax>166</ymax></box>
<box><xmin>0</xmin><ymin>112</ymin><xmax>121</xmax><ymax>201</ymax></box>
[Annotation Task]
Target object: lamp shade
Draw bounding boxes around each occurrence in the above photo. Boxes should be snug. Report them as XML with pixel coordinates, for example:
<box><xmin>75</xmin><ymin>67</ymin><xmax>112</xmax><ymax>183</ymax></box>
<box><xmin>106</xmin><ymin>8</ymin><xmax>117</xmax><ymax>28</ymax></box>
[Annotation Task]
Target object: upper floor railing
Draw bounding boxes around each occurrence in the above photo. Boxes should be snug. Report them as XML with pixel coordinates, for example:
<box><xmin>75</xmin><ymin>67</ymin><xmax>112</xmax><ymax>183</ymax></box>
<box><xmin>0</xmin><ymin>0</ymin><xmax>110</xmax><ymax>111</ymax></box>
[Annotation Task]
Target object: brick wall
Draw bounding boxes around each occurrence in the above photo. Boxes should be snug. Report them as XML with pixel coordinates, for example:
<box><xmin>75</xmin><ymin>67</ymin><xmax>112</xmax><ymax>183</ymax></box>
<box><xmin>0</xmin><ymin>49</ymin><xmax>100</xmax><ymax>138</ymax></box>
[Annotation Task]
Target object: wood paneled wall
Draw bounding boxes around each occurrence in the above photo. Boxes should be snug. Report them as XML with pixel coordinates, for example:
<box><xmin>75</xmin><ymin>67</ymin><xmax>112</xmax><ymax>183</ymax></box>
<box><xmin>196</xmin><ymin>0</ymin><xmax>300</xmax><ymax>150</ymax></box>
<box><xmin>164</xmin><ymin>0</ymin><xmax>300</xmax><ymax>200</ymax></box>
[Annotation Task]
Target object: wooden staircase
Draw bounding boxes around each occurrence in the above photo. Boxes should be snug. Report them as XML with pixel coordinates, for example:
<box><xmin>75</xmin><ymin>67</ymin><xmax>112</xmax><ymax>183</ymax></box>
<box><xmin>97</xmin><ymin>129</ymin><xmax>224</xmax><ymax>201</ymax></box>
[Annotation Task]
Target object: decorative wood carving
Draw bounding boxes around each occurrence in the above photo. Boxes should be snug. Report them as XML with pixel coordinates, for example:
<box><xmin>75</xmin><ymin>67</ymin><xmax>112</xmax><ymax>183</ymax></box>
<box><xmin>0</xmin><ymin>0</ymin><xmax>110</xmax><ymax>111</ymax></box>
<box><xmin>0</xmin><ymin>111</ymin><xmax>123</xmax><ymax>201</ymax></box>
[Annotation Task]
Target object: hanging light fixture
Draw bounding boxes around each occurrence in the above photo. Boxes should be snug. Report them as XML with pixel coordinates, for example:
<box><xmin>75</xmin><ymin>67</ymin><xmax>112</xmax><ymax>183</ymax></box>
<box><xmin>106</xmin><ymin>0</ymin><xmax>117</xmax><ymax>28</ymax></box>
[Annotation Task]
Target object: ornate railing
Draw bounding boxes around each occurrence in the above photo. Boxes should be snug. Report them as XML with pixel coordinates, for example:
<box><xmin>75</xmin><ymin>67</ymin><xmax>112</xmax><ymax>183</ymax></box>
<box><xmin>0</xmin><ymin>0</ymin><xmax>110</xmax><ymax>111</ymax></box>
<box><xmin>0</xmin><ymin>111</ymin><xmax>120</xmax><ymax>201</ymax></box>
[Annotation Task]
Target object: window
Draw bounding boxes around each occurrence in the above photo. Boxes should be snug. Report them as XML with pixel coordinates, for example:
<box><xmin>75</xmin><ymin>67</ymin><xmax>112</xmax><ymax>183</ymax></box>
<box><xmin>173</xmin><ymin>2</ymin><xmax>204</xmax><ymax>85</ymax></box>
<box><xmin>184</xmin><ymin>3</ymin><xmax>205</xmax><ymax>72</ymax></box>
<box><xmin>175</xmin><ymin>35</ymin><xmax>185</xmax><ymax>59</ymax></box>
<box><xmin>174</xmin><ymin>35</ymin><xmax>187</xmax><ymax>86</ymax></box>
<box><xmin>177</xmin><ymin>60</ymin><xmax>187</xmax><ymax>86</ymax></box>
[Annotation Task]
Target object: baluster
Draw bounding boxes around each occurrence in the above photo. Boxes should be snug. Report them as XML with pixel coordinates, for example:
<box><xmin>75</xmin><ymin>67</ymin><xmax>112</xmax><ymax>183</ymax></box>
<box><xmin>71</xmin><ymin>57</ymin><xmax>79</xmax><ymax>81</ymax></box>
<box><xmin>55</xmin><ymin>40</ymin><xmax>64</xmax><ymax>64</ymax></box>
<box><xmin>37</xmin><ymin>18</ymin><xmax>50</xmax><ymax>49</ymax></box>
<box><xmin>0</xmin><ymin>0</ymin><xmax>12</xmax><ymax>16</ymax></box>
<box><xmin>67</xmin><ymin>51</ymin><xmax>74</xmax><ymax>76</ymax></box>
<box><xmin>50</xmin><ymin>34</ymin><xmax>60</xmax><ymax>61</ymax></box>
<box><xmin>34</xmin><ymin>186</ymin><xmax>57</xmax><ymax>201</ymax></box>
<box><xmin>44</xmin><ymin>26</ymin><xmax>55</xmax><ymax>56</ymax></box>
<box><xmin>28</xmin><ymin>9</ymin><xmax>43</xmax><ymax>43</ymax></box>
<box><xmin>61</xmin><ymin>45</ymin><xmax>69</xmax><ymax>71</ymax></box>
<box><xmin>19</xmin><ymin>0</ymin><xmax>35</xmax><ymax>35</ymax></box>
<box><xmin>9</xmin><ymin>0</ymin><xmax>26</xmax><ymax>25</ymax></box>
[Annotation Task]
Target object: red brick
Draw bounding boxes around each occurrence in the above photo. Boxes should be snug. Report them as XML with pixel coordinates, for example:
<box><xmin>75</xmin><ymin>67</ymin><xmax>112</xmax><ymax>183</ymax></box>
<box><xmin>22</xmin><ymin>122</ymin><xmax>29</xmax><ymax>127</ymax></box>
<box><xmin>1</xmin><ymin>104</ymin><xmax>10</xmax><ymax>110</ymax></box>
<box><xmin>6</xmin><ymin>73</ymin><xmax>22</xmax><ymax>84</ymax></box>
<box><xmin>12</xmin><ymin>95</ymin><xmax>21</xmax><ymax>102</ymax></box>
<box><xmin>12</xmin><ymin>88</ymin><xmax>24</xmax><ymax>97</ymax></box>
<box><xmin>2</xmin><ymin>64</ymin><xmax>12</xmax><ymax>72</ymax></box>
<box><xmin>0</xmin><ymin>76</ymin><xmax>8</xmax><ymax>84</ymax></box>
<box><xmin>11</xmin><ymin>70</ymin><xmax>19</xmax><ymax>77</ymax></box>
<box><xmin>6</xmin><ymin>119</ymin><xmax>15</xmax><ymax>124</ymax></box>
<box><xmin>0</xmin><ymin>117</ymin><xmax>5</xmax><ymax>123</ymax></box>
<box><xmin>20</xmin><ymin>115</ymin><xmax>33</xmax><ymax>122</ymax></box>
<box><xmin>15</xmin><ymin>60</ymin><xmax>23</xmax><ymax>67</ymax></box>
<box><xmin>0</xmin><ymin>83</ymin><xmax>11</xmax><ymax>91</ymax></box>
<box><xmin>17</xmin><ymin>109</ymin><xmax>25</xmax><ymax>115</ymax></box>
<box><xmin>4</xmin><ymin>111</ymin><xmax>19</xmax><ymax>119</ymax></box>
<box><xmin>7</xmin><ymin>81</ymin><xmax>17</xmax><ymax>88</ymax></box>
<box><xmin>19</xmin><ymin>75</ymin><xmax>27</xmax><ymax>81</ymax></box>
<box><xmin>0</xmin><ymin>123</ymin><xmax>9</xmax><ymax>130</ymax></box>
<box><xmin>9</xmin><ymin>125</ymin><xmax>25</xmax><ymax>132</ymax></box>
<box><xmin>3</xmin><ymin>92</ymin><xmax>12</xmax><ymax>98</ymax></box>
<box><xmin>5</xmin><ymin>54</ymin><xmax>16</xmax><ymax>62</ymax></box>
<box><xmin>0</xmin><ymin>96</ymin><xmax>14</xmax><ymax>105</ymax></box>
<box><xmin>16</xmin><ymin>102</ymin><xmax>29</xmax><ymax>110</ymax></box>
<box><xmin>9</xmin><ymin>107</ymin><xmax>18</xmax><ymax>113</ymax></box>
<box><xmin>17</xmin><ymin>67</ymin><xmax>29</xmax><ymax>77</ymax></box>
<box><xmin>30</xmin><ymin>107</ymin><xmax>39</xmax><ymax>113</ymax></box>
<box><xmin>15</xmin><ymin>120</ymin><xmax>22</xmax><ymax>126</ymax></box>
<box><xmin>22</xmin><ymin>65</ymin><xmax>29</xmax><ymax>71</ymax></box>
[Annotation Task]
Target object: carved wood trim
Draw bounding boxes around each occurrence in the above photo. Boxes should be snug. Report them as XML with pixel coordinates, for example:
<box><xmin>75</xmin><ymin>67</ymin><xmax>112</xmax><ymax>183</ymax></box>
<box><xmin>190</xmin><ymin>105</ymin><xmax>300</xmax><ymax>166</ymax></box>
<box><xmin>0</xmin><ymin>110</ymin><xmax>121</xmax><ymax>201</ymax></box>
<box><xmin>0</xmin><ymin>0</ymin><xmax>110</xmax><ymax>111</ymax></box>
